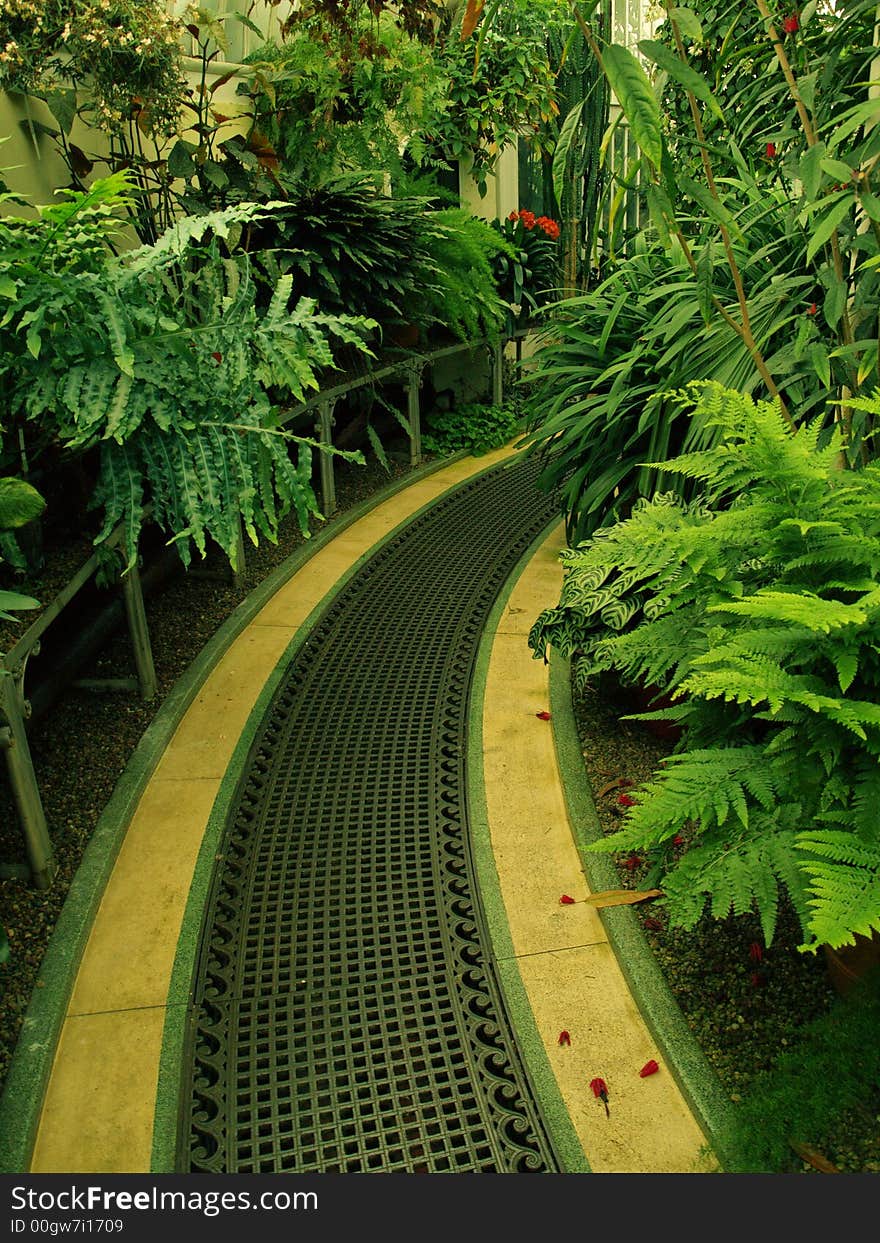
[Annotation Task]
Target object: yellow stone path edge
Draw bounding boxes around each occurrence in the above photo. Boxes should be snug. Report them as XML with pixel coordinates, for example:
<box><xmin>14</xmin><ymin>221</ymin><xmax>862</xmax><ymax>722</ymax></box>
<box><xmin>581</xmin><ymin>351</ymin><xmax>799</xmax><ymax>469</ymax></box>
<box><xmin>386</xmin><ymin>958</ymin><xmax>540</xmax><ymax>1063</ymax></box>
<box><xmin>478</xmin><ymin>526</ymin><xmax>713</xmax><ymax>1173</ymax></box>
<box><xmin>27</xmin><ymin>447</ymin><xmax>516</xmax><ymax>1174</ymax></box>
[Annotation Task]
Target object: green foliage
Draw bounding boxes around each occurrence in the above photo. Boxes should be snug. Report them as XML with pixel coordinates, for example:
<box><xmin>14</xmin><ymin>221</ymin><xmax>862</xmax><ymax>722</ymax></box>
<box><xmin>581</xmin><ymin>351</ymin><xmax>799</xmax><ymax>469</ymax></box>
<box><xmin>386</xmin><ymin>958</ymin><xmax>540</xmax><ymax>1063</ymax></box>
<box><xmin>0</xmin><ymin>0</ymin><xmax>185</xmax><ymax>137</ymax></box>
<box><xmin>424</xmin><ymin>0</ymin><xmax>562</xmax><ymax>197</ymax></box>
<box><xmin>409</xmin><ymin>208</ymin><xmax>514</xmax><ymax>342</ymax></box>
<box><xmin>717</xmin><ymin>976</ymin><xmax>880</xmax><ymax>1172</ymax></box>
<box><xmin>519</xmin><ymin>241</ymin><xmax>797</xmax><ymax>541</ymax></box>
<box><xmin>243</xmin><ymin>15</ymin><xmax>449</xmax><ymax>188</ymax></box>
<box><xmin>0</xmin><ymin>477</ymin><xmax>45</xmax><ymax>531</ymax></box>
<box><xmin>0</xmin><ymin>174</ymin><xmax>373</xmax><ymax>570</ymax></box>
<box><xmin>526</xmin><ymin>0</ymin><xmax>880</xmax><ymax>537</ymax></box>
<box><xmin>244</xmin><ymin>176</ymin><xmax>439</xmax><ymax>340</ymax></box>
<box><xmin>0</xmin><ymin>478</ymin><xmax>42</xmax><ymax>623</ymax></box>
<box><xmin>422</xmin><ymin>401</ymin><xmax>519</xmax><ymax>456</ymax></box>
<box><xmin>530</xmin><ymin>382</ymin><xmax>880</xmax><ymax>951</ymax></box>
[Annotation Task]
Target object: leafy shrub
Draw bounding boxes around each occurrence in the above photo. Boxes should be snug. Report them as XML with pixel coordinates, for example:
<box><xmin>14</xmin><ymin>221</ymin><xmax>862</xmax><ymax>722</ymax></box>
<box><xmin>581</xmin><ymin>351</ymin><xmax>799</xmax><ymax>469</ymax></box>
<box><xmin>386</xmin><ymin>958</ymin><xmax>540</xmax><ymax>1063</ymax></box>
<box><xmin>0</xmin><ymin>174</ymin><xmax>373</xmax><ymax>568</ymax></box>
<box><xmin>244</xmin><ymin>176</ymin><xmax>439</xmax><ymax>340</ymax></box>
<box><xmin>422</xmin><ymin>402</ymin><xmax>519</xmax><ymax>456</ymax></box>
<box><xmin>242</xmin><ymin>16</ymin><xmax>449</xmax><ymax>187</ymax></box>
<box><xmin>408</xmin><ymin>208</ymin><xmax>514</xmax><ymax>343</ymax></box>
<box><xmin>530</xmin><ymin>382</ymin><xmax>880</xmax><ymax>952</ymax></box>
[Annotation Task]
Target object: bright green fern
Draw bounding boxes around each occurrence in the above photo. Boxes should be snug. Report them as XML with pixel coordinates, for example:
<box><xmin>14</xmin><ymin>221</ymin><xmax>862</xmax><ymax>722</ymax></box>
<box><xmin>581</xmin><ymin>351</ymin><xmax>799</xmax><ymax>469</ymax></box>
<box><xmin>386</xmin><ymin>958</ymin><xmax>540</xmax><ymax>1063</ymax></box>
<box><xmin>529</xmin><ymin>381</ymin><xmax>880</xmax><ymax>952</ymax></box>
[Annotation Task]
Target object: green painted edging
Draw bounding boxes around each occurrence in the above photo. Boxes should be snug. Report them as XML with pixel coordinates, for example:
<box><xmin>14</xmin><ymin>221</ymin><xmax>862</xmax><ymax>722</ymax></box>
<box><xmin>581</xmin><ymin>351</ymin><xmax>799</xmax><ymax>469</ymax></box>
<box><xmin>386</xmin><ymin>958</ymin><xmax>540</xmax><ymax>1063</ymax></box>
<box><xmin>151</xmin><ymin>447</ymin><xmax>524</xmax><ymax>1173</ymax></box>
<box><xmin>466</xmin><ymin>522</ymin><xmax>590</xmax><ymax>1174</ymax></box>
<box><xmin>548</xmin><ymin>654</ymin><xmax>737</xmax><ymax>1171</ymax></box>
<box><xmin>0</xmin><ymin>448</ymin><xmax>473</xmax><ymax>1175</ymax></box>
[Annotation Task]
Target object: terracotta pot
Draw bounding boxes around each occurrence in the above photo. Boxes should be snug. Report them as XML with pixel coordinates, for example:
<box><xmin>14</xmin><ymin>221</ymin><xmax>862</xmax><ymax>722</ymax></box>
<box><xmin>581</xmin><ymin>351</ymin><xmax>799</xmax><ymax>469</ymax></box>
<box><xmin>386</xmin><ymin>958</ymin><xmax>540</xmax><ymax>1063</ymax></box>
<box><xmin>824</xmin><ymin>931</ymin><xmax>880</xmax><ymax>997</ymax></box>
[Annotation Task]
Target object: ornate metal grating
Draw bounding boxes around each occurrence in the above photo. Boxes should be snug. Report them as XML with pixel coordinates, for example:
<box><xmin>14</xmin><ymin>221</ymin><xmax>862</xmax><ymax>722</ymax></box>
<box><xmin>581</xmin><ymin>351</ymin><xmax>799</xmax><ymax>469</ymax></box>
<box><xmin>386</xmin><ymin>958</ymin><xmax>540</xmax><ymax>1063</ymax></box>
<box><xmin>180</xmin><ymin>456</ymin><xmax>562</xmax><ymax>1173</ymax></box>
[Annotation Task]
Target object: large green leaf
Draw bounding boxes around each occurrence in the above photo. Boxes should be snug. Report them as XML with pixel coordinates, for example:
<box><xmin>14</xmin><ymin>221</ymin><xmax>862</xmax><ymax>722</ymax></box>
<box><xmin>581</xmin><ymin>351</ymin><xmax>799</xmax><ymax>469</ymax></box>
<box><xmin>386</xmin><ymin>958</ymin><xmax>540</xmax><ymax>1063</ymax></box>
<box><xmin>0</xmin><ymin>478</ymin><xmax>45</xmax><ymax>531</ymax></box>
<box><xmin>638</xmin><ymin>39</ymin><xmax>725</xmax><ymax>122</ymax></box>
<box><xmin>552</xmin><ymin>100</ymin><xmax>585</xmax><ymax>212</ymax></box>
<box><xmin>0</xmin><ymin>589</ymin><xmax>40</xmax><ymax>622</ymax></box>
<box><xmin>601</xmin><ymin>44</ymin><xmax>663</xmax><ymax>169</ymax></box>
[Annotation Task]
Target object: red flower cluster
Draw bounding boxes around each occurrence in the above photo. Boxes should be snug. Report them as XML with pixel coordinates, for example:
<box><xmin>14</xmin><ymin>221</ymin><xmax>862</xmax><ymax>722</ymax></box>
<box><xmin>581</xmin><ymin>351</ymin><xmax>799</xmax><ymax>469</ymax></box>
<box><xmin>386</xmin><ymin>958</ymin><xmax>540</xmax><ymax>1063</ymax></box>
<box><xmin>782</xmin><ymin>13</ymin><xmax>799</xmax><ymax>34</ymax></box>
<box><xmin>508</xmin><ymin>209</ymin><xmax>561</xmax><ymax>240</ymax></box>
<box><xmin>766</xmin><ymin>142</ymin><xmax>777</xmax><ymax>159</ymax></box>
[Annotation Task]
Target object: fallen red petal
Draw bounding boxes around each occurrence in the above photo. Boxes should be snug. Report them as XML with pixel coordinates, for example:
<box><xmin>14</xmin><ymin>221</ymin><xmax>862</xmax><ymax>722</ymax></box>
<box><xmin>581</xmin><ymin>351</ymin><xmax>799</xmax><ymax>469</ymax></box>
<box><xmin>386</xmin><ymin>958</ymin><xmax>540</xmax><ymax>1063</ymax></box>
<box><xmin>750</xmin><ymin>970</ymin><xmax>765</xmax><ymax>988</ymax></box>
<box><xmin>559</xmin><ymin>894</ymin><xmax>576</xmax><ymax>905</ymax></box>
<box><xmin>642</xmin><ymin>916</ymin><xmax>663</xmax><ymax>931</ymax></box>
<box><xmin>535</xmin><ymin>710</ymin><xmax>552</xmax><ymax>720</ymax></box>
<box><xmin>617</xmin><ymin>793</ymin><xmax>637</xmax><ymax>807</ymax></box>
<box><xmin>622</xmin><ymin>854</ymin><xmax>642</xmax><ymax>871</ymax></box>
<box><xmin>672</xmin><ymin>834</ymin><xmax>685</xmax><ymax>846</ymax></box>
<box><xmin>589</xmin><ymin>1077</ymin><xmax>608</xmax><ymax>1098</ymax></box>
<box><xmin>749</xmin><ymin>941</ymin><xmax>763</xmax><ymax>962</ymax></box>
<box><xmin>211</xmin><ymin>351</ymin><xmax>223</xmax><ymax>362</ymax></box>
<box><xmin>639</xmin><ymin>1059</ymin><xmax>660</xmax><ymax>1078</ymax></box>
<box><xmin>558</xmin><ymin>1030</ymin><xmax>571</xmax><ymax>1046</ymax></box>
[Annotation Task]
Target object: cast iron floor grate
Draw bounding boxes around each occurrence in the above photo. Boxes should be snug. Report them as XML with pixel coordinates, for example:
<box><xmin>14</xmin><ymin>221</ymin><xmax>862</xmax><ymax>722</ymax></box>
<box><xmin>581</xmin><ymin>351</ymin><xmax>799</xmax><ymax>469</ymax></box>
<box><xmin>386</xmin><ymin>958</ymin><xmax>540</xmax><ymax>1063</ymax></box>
<box><xmin>179</xmin><ymin>456</ymin><xmax>562</xmax><ymax>1173</ymax></box>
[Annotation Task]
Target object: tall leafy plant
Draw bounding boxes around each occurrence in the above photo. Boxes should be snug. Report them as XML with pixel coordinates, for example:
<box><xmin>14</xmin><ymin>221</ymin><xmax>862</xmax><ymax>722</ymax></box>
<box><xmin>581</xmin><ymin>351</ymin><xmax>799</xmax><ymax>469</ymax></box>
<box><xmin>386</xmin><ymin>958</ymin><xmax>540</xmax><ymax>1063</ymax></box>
<box><xmin>520</xmin><ymin>0</ymin><xmax>880</xmax><ymax>538</ymax></box>
<box><xmin>530</xmin><ymin>381</ymin><xmax>880</xmax><ymax>953</ymax></box>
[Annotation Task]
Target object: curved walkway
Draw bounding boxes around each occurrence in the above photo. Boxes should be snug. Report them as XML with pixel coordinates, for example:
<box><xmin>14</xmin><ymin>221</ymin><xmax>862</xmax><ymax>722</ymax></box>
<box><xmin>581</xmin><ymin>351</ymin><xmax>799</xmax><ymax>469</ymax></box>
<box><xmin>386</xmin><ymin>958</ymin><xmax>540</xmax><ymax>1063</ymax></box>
<box><xmin>17</xmin><ymin>449</ymin><xmax>712</xmax><ymax>1173</ymax></box>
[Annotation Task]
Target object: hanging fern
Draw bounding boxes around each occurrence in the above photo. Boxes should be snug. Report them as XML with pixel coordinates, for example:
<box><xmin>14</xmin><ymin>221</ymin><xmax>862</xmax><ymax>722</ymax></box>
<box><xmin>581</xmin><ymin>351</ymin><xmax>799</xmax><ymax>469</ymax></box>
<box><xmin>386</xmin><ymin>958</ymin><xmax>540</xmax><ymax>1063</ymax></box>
<box><xmin>530</xmin><ymin>381</ymin><xmax>880</xmax><ymax>951</ymax></box>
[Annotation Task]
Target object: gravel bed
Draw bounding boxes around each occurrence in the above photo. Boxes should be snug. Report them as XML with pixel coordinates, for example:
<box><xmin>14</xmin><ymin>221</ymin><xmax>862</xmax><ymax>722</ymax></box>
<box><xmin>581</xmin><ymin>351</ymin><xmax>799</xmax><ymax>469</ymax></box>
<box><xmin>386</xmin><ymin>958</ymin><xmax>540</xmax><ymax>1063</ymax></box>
<box><xmin>572</xmin><ymin>676</ymin><xmax>880</xmax><ymax>1174</ymax></box>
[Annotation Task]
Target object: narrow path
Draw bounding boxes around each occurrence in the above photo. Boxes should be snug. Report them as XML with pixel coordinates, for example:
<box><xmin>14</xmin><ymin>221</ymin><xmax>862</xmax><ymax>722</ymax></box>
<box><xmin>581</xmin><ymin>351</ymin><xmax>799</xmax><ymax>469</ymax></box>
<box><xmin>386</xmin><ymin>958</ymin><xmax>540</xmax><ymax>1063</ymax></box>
<box><xmin>181</xmin><ymin>457</ymin><xmax>561</xmax><ymax>1173</ymax></box>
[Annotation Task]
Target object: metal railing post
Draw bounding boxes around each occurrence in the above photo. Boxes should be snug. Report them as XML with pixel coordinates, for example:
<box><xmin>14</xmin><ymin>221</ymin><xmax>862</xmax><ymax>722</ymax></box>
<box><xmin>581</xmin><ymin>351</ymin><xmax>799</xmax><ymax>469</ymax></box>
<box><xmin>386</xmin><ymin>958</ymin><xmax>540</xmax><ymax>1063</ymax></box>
<box><xmin>404</xmin><ymin>362</ymin><xmax>425</xmax><ymax>467</ymax></box>
<box><xmin>0</xmin><ymin>665</ymin><xmax>55</xmax><ymax>888</ymax></box>
<box><xmin>315</xmin><ymin>399</ymin><xmax>337</xmax><ymax>516</ymax></box>
<box><xmin>120</xmin><ymin>548</ymin><xmax>157</xmax><ymax>702</ymax></box>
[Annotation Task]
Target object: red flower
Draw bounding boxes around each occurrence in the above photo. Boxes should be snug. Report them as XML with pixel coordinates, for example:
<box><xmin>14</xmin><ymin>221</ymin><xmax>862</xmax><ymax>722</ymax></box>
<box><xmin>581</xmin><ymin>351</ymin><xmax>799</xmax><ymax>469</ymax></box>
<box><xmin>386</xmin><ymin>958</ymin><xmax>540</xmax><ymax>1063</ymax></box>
<box><xmin>559</xmin><ymin>894</ymin><xmax>576</xmax><ymax>905</ymax></box>
<box><xmin>622</xmin><ymin>854</ymin><xmax>642</xmax><ymax>871</ymax></box>
<box><xmin>766</xmin><ymin>142</ymin><xmax>777</xmax><ymax>159</ymax></box>
<box><xmin>639</xmin><ymin>1059</ymin><xmax>660</xmax><ymax>1078</ymax></box>
<box><xmin>211</xmin><ymin>351</ymin><xmax>223</xmax><ymax>363</ymax></box>
<box><xmin>617</xmin><ymin>793</ymin><xmax>637</xmax><ymax>808</ymax></box>
<box><xmin>748</xmin><ymin>941</ymin><xmax>763</xmax><ymax>963</ymax></box>
<box><xmin>518</xmin><ymin>209</ymin><xmax>536</xmax><ymax>230</ymax></box>
<box><xmin>590</xmin><ymin>1077</ymin><xmax>610</xmax><ymax>1116</ymax></box>
<box><xmin>672</xmin><ymin>834</ymin><xmax>685</xmax><ymax>846</ymax></box>
<box><xmin>807</xmin><ymin>302</ymin><xmax>817</xmax><ymax>315</ymax></box>
<box><xmin>508</xmin><ymin>210</ymin><xmax>518</xmax><ymax>222</ymax></box>
<box><xmin>782</xmin><ymin>13</ymin><xmax>799</xmax><ymax>34</ymax></box>
<box><xmin>535</xmin><ymin>710</ymin><xmax>552</xmax><ymax>721</ymax></box>
<box><xmin>558</xmin><ymin>1030</ymin><xmax>571</xmax><ymax>1046</ymax></box>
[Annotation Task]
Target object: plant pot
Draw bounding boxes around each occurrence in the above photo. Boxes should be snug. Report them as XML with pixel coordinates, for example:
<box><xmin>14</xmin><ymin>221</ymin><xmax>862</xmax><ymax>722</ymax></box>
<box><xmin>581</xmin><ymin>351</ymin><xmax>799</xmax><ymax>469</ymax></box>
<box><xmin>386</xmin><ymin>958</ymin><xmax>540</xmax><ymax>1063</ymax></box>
<box><xmin>823</xmin><ymin>930</ymin><xmax>880</xmax><ymax>997</ymax></box>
